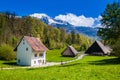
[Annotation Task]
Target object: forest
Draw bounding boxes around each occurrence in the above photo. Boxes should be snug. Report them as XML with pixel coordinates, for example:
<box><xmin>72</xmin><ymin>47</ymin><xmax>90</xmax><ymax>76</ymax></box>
<box><xmin>0</xmin><ymin>11</ymin><xmax>92</xmax><ymax>50</ymax></box>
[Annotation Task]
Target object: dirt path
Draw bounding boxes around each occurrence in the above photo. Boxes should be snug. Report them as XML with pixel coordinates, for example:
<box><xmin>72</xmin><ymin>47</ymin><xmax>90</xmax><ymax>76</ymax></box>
<box><xmin>0</xmin><ymin>62</ymin><xmax>61</xmax><ymax>70</ymax></box>
<box><xmin>0</xmin><ymin>54</ymin><xmax>86</xmax><ymax>70</ymax></box>
<box><xmin>61</xmin><ymin>54</ymin><xmax>87</xmax><ymax>64</ymax></box>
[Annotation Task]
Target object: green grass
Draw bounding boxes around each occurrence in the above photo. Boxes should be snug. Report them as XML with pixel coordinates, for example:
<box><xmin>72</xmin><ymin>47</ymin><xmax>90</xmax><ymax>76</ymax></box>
<box><xmin>0</xmin><ymin>49</ymin><xmax>76</xmax><ymax>67</ymax></box>
<box><xmin>46</xmin><ymin>48</ymin><xmax>76</xmax><ymax>62</ymax></box>
<box><xmin>0</xmin><ymin>60</ymin><xmax>20</xmax><ymax>68</ymax></box>
<box><xmin>0</xmin><ymin>56</ymin><xmax>120</xmax><ymax>80</ymax></box>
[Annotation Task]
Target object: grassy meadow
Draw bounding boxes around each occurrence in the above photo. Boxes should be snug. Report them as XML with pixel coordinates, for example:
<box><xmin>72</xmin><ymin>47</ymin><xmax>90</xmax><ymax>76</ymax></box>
<box><xmin>0</xmin><ymin>55</ymin><xmax>120</xmax><ymax>80</ymax></box>
<box><xmin>46</xmin><ymin>48</ymin><xmax>76</xmax><ymax>62</ymax></box>
<box><xmin>0</xmin><ymin>60</ymin><xmax>20</xmax><ymax>68</ymax></box>
<box><xmin>0</xmin><ymin>49</ymin><xmax>76</xmax><ymax>68</ymax></box>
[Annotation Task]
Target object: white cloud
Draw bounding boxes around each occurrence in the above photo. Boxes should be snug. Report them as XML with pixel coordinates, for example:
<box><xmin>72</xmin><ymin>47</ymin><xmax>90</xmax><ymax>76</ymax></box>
<box><xmin>95</xmin><ymin>15</ymin><xmax>102</xmax><ymax>21</ymax></box>
<box><xmin>30</xmin><ymin>13</ymin><xmax>102</xmax><ymax>28</ymax></box>
<box><xmin>55</xmin><ymin>13</ymin><xmax>95</xmax><ymax>27</ymax></box>
<box><xmin>30</xmin><ymin>13</ymin><xmax>49</xmax><ymax>18</ymax></box>
<box><xmin>95</xmin><ymin>23</ymin><xmax>103</xmax><ymax>28</ymax></box>
<box><xmin>94</xmin><ymin>15</ymin><xmax>103</xmax><ymax>28</ymax></box>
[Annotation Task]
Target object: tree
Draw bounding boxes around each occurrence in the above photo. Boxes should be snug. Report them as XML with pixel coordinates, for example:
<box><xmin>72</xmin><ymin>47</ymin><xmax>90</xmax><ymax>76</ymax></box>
<box><xmin>71</xmin><ymin>30</ymin><xmax>75</xmax><ymax>43</ymax></box>
<box><xmin>0</xmin><ymin>11</ymin><xmax>92</xmax><ymax>50</ymax></box>
<box><xmin>97</xmin><ymin>2</ymin><xmax>120</xmax><ymax>57</ymax></box>
<box><xmin>98</xmin><ymin>2</ymin><xmax>120</xmax><ymax>42</ymax></box>
<box><xmin>112</xmin><ymin>38</ymin><xmax>120</xmax><ymax>57</ymax></box>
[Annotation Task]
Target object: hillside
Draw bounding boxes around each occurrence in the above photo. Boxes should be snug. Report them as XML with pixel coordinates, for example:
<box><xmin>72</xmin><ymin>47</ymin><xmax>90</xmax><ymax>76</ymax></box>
<box><xmin>30</xmin><ymin>13</ymin><xmax>99</xmax><ymax>38</ymax></box>
<box><xmin>0</xmin><ymin>12</ymin><xmax>92</xmax><ymax>50</ymax></box>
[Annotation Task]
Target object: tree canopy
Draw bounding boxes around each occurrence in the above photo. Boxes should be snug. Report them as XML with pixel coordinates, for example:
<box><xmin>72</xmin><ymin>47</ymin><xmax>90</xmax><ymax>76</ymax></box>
<box><xmin>98</xmin><ymin>2</ymin><xmax>120</xmax><ymax>41</ymax></box>
<box><xmin>97</xmin><ymin>2</ymin><xmax>120</xmax><ymax>57</ymax></box>
<box><xmin>0</xmin><ymin>11</ymin><xmax>92</xmax><ymax>52</ymax></box>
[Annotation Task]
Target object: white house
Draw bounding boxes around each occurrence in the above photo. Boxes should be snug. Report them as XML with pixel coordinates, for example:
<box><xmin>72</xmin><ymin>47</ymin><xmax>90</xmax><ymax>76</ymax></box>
<box><xmin>14</xmin><ymin>36</ymin><xmax>48</xmax><ymax>66</ymax></box>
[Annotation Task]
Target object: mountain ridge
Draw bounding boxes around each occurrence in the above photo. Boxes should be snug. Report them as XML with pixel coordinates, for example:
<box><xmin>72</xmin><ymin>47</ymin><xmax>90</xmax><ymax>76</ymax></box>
<box><xmin>30</xmin><ymin>13</ymin><xmax>100</xmax><ymax>38</ymax></box>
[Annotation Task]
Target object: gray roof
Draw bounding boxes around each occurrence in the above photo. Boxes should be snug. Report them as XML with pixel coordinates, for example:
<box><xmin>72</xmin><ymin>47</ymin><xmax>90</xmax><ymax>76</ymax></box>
<box><xmin>61</xmin><ymin>46</ymin><xmax>78</xmax><ymax>57</ymax></box>
<box><xmin>69</xmin><ymin>46</ymin><xmax>78</xmax><ymax>55</ymax></box>
<box><xmin>96</xmin><ymin>41</ymin><xmax>110</xmax><ymax>54</ymax></box>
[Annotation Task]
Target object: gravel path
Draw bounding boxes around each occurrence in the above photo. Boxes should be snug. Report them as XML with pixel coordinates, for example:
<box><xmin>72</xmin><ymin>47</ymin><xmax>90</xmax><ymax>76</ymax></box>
<box><xmin>62</xmin><ymin>54</ymin><xmax>87</xmax><ymax>64</ymax></box>
<box><xmin>0</xmin><ymin>54</ymin><xmax>86</xmax><ymax>70</ymax></box>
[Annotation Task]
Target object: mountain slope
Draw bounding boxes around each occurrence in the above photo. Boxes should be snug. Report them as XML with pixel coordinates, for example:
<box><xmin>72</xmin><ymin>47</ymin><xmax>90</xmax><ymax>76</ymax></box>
<box><xmin>30</xmin><ymin>13</ymin><xmax>99</xmax><ymax>38</ymax></box>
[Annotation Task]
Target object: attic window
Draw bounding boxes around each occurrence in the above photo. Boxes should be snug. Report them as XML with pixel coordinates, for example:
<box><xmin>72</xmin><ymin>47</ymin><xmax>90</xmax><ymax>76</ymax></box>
<box><xmin>26</xmin><ymin>48</ymin><xmax>28</xmax><ymax>51</ymax></box>
<box><xmin>34</xmin><ymin>54</ymin><xmax>37</xmax><ymax>57</ymax></box>
<box><xmin>23</xmin><ymin>42</ymin><xmax>25</xmax><ymax>45</ymax></box>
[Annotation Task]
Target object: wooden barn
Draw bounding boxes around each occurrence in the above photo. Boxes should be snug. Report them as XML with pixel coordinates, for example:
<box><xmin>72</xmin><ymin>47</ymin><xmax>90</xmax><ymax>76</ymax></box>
<box><xmin>85</xmin><ymin>41</ymin><xmax>111</xmax><ymax>56</ymax></box>
<box><xmin>61</xmin><ymin>46</ymin><xmax>78</xmax><ymax>57</ymax></box>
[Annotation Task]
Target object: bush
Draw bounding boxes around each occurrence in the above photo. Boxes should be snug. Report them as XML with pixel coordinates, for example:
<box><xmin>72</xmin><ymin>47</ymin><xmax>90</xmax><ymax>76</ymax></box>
<box><xmin>72</xmin><ymin>44</ymin><xmax>80</xmax><ymax>51</ymax></box>
<box><xmin>112</xmin><ymin>38</ymin><xmax>120</xmax><ymax>57</ymax></box>
<box><xmin>0</xmin><ymin>44</ymin><xmax>16</xmax><ymax>61</ymax></box>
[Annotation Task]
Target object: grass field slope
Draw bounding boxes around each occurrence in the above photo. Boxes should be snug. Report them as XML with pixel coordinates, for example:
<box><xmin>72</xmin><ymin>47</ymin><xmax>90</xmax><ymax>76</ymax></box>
<box><xmin>0</xmin><ymin>56</ymin><xmax>120</xmax><ymax>80</ymax></box>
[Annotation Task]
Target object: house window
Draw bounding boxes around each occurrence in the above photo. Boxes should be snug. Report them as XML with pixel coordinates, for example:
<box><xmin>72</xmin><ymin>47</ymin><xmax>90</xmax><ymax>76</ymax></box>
<box><xmin>39</xmin><ymin>53</ymin><xmax>43</xmax><ymax>57</ymax></box>
<box><xmin>26</xmin><ymin>48</ymin><xmax>28</xmax><ymax>51</ymax></box>
<box><xmin>34</xmin><ymin>61</ymin><xmax>36</xmax><ymax>64</ymax></box>
<box><xmin>34</xmin><ymin>54</ymin><xmax>37</xmax><ymax>57</ymax></box>
<box><xmin>42</xmin><ymin>60</ymin><xmax>44</xmax><ymax>64</ymax></box>
<box><xmin>18</xmin><ymin>59</ymin><xmax>20</xmax><ymax>63</ymax></box>
<box><xmin>38</xmin><ymin>60</ymin><xmax>41</xmax><ymax>63</ymax></box>
<box><xmin>23</xmin><ymin>42</ymin><xmax>25</xmax><ymax>45</ymax></box>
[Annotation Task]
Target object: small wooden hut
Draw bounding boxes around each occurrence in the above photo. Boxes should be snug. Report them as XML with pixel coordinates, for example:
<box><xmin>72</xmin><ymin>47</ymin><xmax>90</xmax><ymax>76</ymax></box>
<box><xmin>61</xmin><ymin>46</ymin><xmax>78</xmax><ymax>57</ymax></box>
<box><xmin>85</xmin><ymin>41</ymin><xmax>110</xmax><ymax>56</ymax></box>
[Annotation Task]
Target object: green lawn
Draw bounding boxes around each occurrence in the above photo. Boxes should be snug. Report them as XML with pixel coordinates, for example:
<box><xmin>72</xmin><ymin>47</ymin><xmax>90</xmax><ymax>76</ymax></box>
<box><xmin>0</xmin><ymin>60</ymin><xmax>20</xmax><ymax>68</ymax></box>
<box><xmin>46</xmin><ymin>48</ymin><xmax>77</xmax><ymax>62</ymax></box>
<box><xmin>0</xmin><ymin>56</ymin><xmax>120</xmax><ymax>80</ymax></box>
<box><xmin>0</xmin><ymin>49</ymin><xmax>77</xmax><ymax>67</ymax></box>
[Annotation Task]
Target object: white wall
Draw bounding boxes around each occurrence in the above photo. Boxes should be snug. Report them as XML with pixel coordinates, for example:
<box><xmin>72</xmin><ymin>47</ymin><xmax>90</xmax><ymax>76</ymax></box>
<box><xmin>17</xmin><ymin>38</ymin><xmax>32</xmax><ymax>66</ymax></box>
<box><xmin>17</xmin><ymin>38</ymin><xmax>46</xmax><ymax>66</ymax></box>
<box><xmin>31</xmin><ymin>51</ymin><xmax>46</xmax><ymax>66</ymax></box>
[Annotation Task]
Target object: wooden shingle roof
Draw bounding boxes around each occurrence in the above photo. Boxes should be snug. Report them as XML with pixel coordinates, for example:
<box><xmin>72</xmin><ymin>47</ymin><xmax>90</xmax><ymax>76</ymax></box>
<box><xmin>14</xmin><ymin>36</ymin><xmax>48</xmax><ymax>52</ymax></box>
<box><xmin>95</xmin><ymin>41</ymin><xmax>110</xmax><ymax>54</ymax></box>
<box><xmin>61</xmin><ymin>46</ymin><xmax>78</xmax><ymax>57</ymax></box>
<box><xmin>85</xmin><ymin>41</ymin><xmax>110</xmax><ymax>55</ymax></box>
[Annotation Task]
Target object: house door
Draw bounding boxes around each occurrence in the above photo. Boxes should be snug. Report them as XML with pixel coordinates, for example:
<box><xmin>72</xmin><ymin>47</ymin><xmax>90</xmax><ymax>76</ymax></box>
<box><xmin>38</xmin><ymin>60</ymin><xmax>41</xmax><ymax>65</ymax></box>
<box><xmin>42</xmin><ymin>60</ymin><xmax>44</xmax><ymax>64</ymax></box>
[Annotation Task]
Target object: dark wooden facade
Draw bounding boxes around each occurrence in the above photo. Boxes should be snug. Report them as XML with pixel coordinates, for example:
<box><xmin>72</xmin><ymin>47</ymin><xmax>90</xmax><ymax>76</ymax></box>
<box><xmin>85</xmin><ymin>41</ymin><xmax>110</xmax><ymax>56</ymax></box>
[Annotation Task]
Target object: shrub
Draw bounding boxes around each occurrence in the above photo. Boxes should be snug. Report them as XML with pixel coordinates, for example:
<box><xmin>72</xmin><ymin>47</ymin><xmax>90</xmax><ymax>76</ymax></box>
<box><xmin>0</xmin><ymin>44</ymin><xmax>16</xmax><ymax>60</ymax></box>
<box><xmin>112</xmin><ymin>38</ymin><xmax>120</xmax><ymax>57</ymax></box>
<box><xmin>72</xmin><ymin>44</ymin><xmax>80</xmax><ymax>51</ymax></box>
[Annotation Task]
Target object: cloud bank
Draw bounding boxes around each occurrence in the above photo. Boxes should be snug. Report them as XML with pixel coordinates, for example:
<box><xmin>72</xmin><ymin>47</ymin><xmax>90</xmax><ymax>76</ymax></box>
<box><xmin>55</xmin><ymin>13</ymin><xmax>95</xmax><ymax>27</ymax></box>
<box><xmin>30</xmin><ymin>13</ymin><xmax>102</xmax><ymax>27</ymax></box>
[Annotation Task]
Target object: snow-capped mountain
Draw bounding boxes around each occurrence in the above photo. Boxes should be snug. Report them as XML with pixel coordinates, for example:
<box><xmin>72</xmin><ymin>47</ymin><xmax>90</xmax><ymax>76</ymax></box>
<box><xmin>30</xmin><ymin>13</ymin><xmax>100</xmax><ymax>38</ymax></box>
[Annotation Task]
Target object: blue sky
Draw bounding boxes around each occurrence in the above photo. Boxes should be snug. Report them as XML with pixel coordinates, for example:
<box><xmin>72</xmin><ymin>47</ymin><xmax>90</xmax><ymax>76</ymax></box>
<box><xmin>0</xmin><ymin>0</ymin><xmax>117</xmax><ymax>27</ymax></box>
<box><xmin>0</xmin><ymin>0</ymin><xmax>116</xmax><ymax>18</ymax></box>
